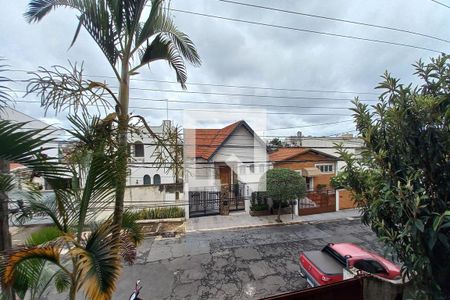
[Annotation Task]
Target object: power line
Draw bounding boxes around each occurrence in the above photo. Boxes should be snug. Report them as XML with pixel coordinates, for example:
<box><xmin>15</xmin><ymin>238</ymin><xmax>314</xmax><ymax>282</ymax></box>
<box><xmin>14</xmin><ymin>87</ymin><xmax>374</xmax><ymax>103</ymax></box>
<box><xmin>171</xmin><ymin>9</ymin><xmax>445</xmax><ymax>54</ymax></box>
<box><xmin>219</xmin><ymin>0</ymin><xmax>450</xmax><ymax>44</ymax></box>
<box><xmin>13</xmin><ymin>100</ymin><xmax>352</xmax><ymax>116</ymax></box>
<box><xmin>430</xmin><ymin>0</ymin><xmax>450</xmax><ymax>9</ymax></box>
<box><xmin>10</xmin><ymin>69</ymin><xmax>378</xmax><ymax>95</ymax></box>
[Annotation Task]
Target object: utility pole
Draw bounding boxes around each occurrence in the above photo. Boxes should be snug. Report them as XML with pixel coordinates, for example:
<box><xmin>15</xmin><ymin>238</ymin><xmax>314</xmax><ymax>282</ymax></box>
<box><xmin>0</xmin><ymin>159</ymin><xmax>13</xmax><ymax>298</ymax></box>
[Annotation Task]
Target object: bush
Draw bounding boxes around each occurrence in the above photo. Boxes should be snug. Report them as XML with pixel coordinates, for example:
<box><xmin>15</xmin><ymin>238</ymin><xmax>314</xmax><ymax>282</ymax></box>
<box><xmin>135</xmin><ymin>206</ymin><xmax>185</xmax><ymax>220</ymax></box>
<box><xmin>250</xmin><ymin>192</ymin><xmax>269</xmax><ymax>211</ymax></box>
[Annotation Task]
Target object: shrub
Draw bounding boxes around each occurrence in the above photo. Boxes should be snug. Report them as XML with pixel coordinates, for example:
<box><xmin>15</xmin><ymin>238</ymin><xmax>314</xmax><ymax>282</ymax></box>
<box><xmin>250</xmin><ymin>192</ymin><xmax>269</xmax><ymax>211</ymax></box>
<box><xmin>135</xmin><ymin>206</ymin><xmax>185</xmax><ymax>220</ymax></box>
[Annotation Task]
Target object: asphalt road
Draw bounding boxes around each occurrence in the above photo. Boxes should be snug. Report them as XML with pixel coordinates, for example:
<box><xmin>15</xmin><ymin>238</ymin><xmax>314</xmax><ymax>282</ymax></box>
<box><xmin>108</xmin><ymin>218</ymin><xmax>385</xmax><ymax>300</ymax></box>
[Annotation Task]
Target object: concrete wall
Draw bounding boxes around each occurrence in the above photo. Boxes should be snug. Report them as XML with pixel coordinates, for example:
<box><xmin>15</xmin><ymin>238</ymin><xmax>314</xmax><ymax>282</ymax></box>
<box><xmin>123</xmin><ymin>184</ymin><xmax>184</xmax><ymax>210</ymax></box>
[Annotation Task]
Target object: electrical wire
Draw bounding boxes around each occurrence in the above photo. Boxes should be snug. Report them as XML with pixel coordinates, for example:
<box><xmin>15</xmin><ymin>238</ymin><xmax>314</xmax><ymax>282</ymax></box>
<box><xmin>219</xmin><ymin>0</ymin><xmax>450</xmax><ymax>44</ymax></box>
<box><xmin>171</xmin><ymin>9</ymin><xmax>445</xmax><ymax>54</ymax></box>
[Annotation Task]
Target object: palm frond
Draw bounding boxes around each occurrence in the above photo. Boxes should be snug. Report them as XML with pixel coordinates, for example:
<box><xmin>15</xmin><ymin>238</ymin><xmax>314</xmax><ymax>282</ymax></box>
<box><xmin>79</xmin><ymin>0</ymin><xmax>120</xmax><ymax>66</ymax></box>
<box><xmin>140</xmin><ymin>34</ymin><xmax>188</xmax><ymax>88</ymax></box>
<box><xmin>24</xmin><ymin>0</ymin><xmax>84</xmax><ymax>23</ymax></box>
<box><xmin>0</xmin><ymin>174</ymin><xmax>14</xmax><ymax>193</ymax></box>
<box><xmin>54</xmin><ymin>269</ymin><xmax>71</xmax><ymax>293</ymax></box>
<box><xmin>2</xmin><ymin>246</ymin><xmax>61</xmax><ymax>287</ymax></box>
<box><xmin>121</xmin><ymin>210</ymin><xmax>143</xmax><ymax>245</ymax></box>
<box><xmin>72</xmin><ymin>222</ymin><xmax>121</xmax><ymax>300</ymax></box>
<box><xmin>26</xmin><ymin>62</ymin><xmax>113</xmax><ymax>116</ymax></box>
<box><xmin>0</xmin><ymin>120</ymin><xmax>68</xmax><ymax>178</ymax></box>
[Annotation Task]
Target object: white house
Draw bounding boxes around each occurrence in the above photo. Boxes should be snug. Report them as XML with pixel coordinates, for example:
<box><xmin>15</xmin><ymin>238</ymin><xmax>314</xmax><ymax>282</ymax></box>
<box><xmin>184</xmin><ymin>120</ymin><xmax>269</xmax><ymax>218</ymax></box>
<box><xmin>127</xmin><ymin>120</ymin><xmax>177</xmax><ymax>186</ymax></box>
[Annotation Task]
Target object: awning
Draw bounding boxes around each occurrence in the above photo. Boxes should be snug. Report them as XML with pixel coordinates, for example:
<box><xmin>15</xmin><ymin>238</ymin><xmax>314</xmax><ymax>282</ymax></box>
<box><xmin>302</xmin><ymin>167</ymin><xmax>321</xmax><ymax>177</ymax></box>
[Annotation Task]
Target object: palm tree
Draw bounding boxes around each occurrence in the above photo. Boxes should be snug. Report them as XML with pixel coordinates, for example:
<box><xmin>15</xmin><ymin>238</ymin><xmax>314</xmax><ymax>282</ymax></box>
<box><xmin>0</xmin><ymin>115</ymin><xmax>142</xmax><ymax>300</ymax></box>
<box><xmin>24</xmin><ymin>0</ymin><xmax>201</xmax><ymax>231</ymax></box>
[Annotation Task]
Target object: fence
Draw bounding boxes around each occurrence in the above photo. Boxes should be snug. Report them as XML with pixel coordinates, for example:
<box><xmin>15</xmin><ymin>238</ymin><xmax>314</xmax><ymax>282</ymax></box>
<box><xmin>298</xmin><ymin>190</ymin><xmax>336</xmax><ymax>216</ymax></box>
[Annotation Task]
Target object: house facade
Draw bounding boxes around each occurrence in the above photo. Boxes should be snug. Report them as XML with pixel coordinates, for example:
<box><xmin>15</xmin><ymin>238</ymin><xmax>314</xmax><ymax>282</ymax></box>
<box><xmin>269</xmin><ymin>147</ymin><xmax>339</xmax><ymax>215</ymax></box>
<box><xmin>127</xmin><ymin>120</ymin><xmax>177</xmax><ymax>186</ymax></box>
<box><xmin>184</xmin><ymin>120</ymin><xmax>269</xmax><ymax>218</ymax></box>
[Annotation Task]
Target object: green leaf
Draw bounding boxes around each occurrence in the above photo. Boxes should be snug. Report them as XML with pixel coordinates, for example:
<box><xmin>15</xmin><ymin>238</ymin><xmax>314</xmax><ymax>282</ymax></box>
<box><xmin>415</xmin><ymin>219</ymin><xmax>425</xmax><ymax>232</ymax></box>
<box><xmin>54</xmin><ymin>269</ymin><xmax>71</xmax><ymax>293</ymax></box>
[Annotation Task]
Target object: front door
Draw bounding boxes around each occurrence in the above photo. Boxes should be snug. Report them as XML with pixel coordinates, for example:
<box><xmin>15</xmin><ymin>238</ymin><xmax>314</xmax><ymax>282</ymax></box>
<box><xmin>219</xmin><ymin>166</ymin><xmax>231</xmax><ymax>189</ymax></box>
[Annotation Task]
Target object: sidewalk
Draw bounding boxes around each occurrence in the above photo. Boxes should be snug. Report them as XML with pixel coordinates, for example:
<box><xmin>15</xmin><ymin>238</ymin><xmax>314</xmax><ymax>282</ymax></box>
<box><xmin>186</xmin><ymin>208</ymin><xmax>361</xmax><ymax>232</ymax></box>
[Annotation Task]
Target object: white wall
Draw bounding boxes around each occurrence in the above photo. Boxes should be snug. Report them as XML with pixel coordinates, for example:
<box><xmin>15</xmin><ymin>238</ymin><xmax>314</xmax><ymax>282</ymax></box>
<box><xmin>127</xmin><ymin>120</ymin><xmax>177</xmax><ymax>186</ymax></box>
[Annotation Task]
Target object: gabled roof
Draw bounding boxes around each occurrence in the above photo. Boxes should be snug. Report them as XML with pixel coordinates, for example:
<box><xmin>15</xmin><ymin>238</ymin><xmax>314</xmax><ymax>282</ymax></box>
<box><xmin>269</xmin><ymin>147</ymin><xmax>338</xmax><ymax>162</ymax></box>
<box><xmin>185</xmin><ymin>120</ymin><xmax>262</xmax><ymax>160</ymax></box>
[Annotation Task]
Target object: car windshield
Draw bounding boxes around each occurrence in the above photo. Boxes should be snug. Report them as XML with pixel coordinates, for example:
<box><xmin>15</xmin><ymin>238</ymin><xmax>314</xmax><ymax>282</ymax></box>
<box><xmin>354</xmin><ymin>260</ymin><xmax>387</xmax><ymax>274</ymax></box>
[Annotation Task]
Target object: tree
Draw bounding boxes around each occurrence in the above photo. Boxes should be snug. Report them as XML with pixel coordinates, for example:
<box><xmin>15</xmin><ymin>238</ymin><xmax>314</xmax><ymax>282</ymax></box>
<box><xmin>269</xmin><ymin>138</ymin><xmax>282</xmax><ymax>147</ymax></box>
<box><xmin>24</xmin><ymin>0</ymin><xmax>201</xmax><ymax>232</ymax></box>
<box><xmin>263</xmin><ymin>168</ymin><xmax>306</xmax><ymax>222</ymax></box>
<box><xmin>0</xmin><ymin>58</ymin><xmax>14</xmax><ymax>299</ymax></box>
<box><xmin>338</xmin><ymin>55</ymin><xmax>449</xmax><ymax>298</ymax></box>
<box><xmin>0</xmin><ymin>115</ymin><xmax>142</xmax><ymax>300</ymax></box>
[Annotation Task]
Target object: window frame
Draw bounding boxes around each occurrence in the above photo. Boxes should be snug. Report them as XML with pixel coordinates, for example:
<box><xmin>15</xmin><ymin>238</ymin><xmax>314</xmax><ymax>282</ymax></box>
<box><xmin>134</xmin><ymin>141</ymin><xmax>145</xmax><ymax>157</ymax></box>
<box><xmin>315</xmin><ymin>163</ymin><xmax>334</xmax><ymax>174</ymax></box>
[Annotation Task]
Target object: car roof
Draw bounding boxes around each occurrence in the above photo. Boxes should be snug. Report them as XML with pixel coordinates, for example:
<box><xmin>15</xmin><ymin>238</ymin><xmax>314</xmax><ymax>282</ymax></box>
<box><xmin>330</xmin><ymin>243</ymin><xmax>374</xmax><ymax>259</ymax></box>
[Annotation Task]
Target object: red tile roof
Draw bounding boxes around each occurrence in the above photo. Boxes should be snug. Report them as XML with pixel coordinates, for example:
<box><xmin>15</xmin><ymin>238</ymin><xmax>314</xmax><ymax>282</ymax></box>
<box><xmin>269</xmin><ymin>147</ymin><xmax>338</xmax><ymax>162</ymax></box>
<box><xmin>185</xmin><ymin>121</ymin><xmax>243</xmax><ymax>160</ymax></box>
<box><xmin>269</xmin><ymin>147</ymin><xmax>309</xmax><ymax>162</ymax></box>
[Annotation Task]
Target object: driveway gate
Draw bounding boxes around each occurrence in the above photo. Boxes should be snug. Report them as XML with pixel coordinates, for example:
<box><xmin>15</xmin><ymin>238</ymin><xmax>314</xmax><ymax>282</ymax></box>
<box><xmin>188</xmin><ymin>191</ymin><xmax>245</xmax><ymax>217</ymax></box>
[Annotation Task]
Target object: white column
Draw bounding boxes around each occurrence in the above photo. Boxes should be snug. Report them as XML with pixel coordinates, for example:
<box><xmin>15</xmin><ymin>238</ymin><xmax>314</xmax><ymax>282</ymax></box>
<box><xmin>335</xmin><ymin>189</ymin><xmax>340</xmax><ymax>211</ymax></box>
<box><xmin>184</xmin><ymin>182</ymin><xmax>190</xmax><ymax>219</ymax></box>
<box><xmin>294</xmin><ymin>199</ymin><xmax>299</xmax><ymax>216</ymax></box>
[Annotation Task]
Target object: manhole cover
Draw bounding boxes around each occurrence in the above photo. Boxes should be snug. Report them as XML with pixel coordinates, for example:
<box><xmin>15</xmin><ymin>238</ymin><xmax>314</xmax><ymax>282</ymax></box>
<box><xmin>161</xmin><ymin>232</ymin><xmax>176</xmax><ymax>238</ymax></box>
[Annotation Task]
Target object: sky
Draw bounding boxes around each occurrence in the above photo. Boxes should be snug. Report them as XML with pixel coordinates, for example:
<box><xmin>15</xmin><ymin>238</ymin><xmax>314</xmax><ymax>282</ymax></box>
<box><xmin>1</xmin><ymin>0</ymin><xmax>449</xmax><ymax>140</ymax></box>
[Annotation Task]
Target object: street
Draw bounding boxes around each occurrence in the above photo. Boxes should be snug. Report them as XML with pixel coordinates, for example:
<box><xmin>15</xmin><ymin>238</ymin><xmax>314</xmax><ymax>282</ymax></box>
<box><xmin>109</xmin><ymin>218</ymin><xmax>383</xmax><ymax>300</ymax></box>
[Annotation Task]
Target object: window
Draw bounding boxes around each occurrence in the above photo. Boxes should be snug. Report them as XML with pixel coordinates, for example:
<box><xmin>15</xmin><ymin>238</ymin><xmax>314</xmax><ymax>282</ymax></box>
<box><xmin>316</xmin><ymin>164</ymin><xmax>334</xmax><ymax>173</ymax></box>
<box><xmin>249</xmin><ymin>164</ymin><xmax>255</xmax><ymax>173</ymax></box>
<box><xmin>353</xmin><ymin>260</ymin><xmax>387</xmax><ymax>275</ymax></box>
<box><xmin>305</xmin><ymin>177</ymin><xmax>314</xmax><ymax>191</ymax></box>
<box><xmin>295</xmin><ymin>170</ymin><xmax>303</xmax><ymax>176</ymax></box>
<box><xmin>153</xmin><ymin>174</ymin><xmax>161</xmax><ymax>185</ymax></box>
<box><xmin>143</xmin><ymin>175</ymin><xmax>151</xmax><ymax>185</ymax></box>
<box><xmin>134</xmin><ymin>141</ymin><xmax>144</xmax><ymax>157</ymax></box>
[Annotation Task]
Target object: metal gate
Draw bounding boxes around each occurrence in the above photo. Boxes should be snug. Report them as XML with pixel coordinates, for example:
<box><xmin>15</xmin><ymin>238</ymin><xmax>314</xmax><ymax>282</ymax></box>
<box><xmin>188</xmin><ymin>191</ymin><xmax>246</xmax><ymax>217</ymax></box>
<box><xmin>298</xmin><ymin>190</ymin><xmax>336</xmax><ymax>216</ymax></box>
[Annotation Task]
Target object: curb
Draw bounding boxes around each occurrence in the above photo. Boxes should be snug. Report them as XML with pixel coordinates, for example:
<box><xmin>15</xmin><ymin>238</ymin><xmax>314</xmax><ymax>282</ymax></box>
<box><xmin>186</xmin><ymin>215</ymin><xmax>361</xmax><ymax>233</ymax></box>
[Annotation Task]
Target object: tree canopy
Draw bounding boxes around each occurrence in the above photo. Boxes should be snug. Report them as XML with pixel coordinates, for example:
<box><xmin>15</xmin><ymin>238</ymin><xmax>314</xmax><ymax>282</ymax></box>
<box><xmin>338</xmin><ymin>55</ymin><xmax>449</xmax><ymax>298</ymax></box>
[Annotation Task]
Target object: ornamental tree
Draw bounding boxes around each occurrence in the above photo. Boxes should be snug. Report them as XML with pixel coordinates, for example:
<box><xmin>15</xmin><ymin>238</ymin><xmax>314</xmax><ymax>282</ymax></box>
<box><xmin>263</xmin><ymin>168</ymin><xmax>306</xmax><ymax>222</ymax></box>
<box><xmin>338</xmin><ymin>55</ymin><xmax>449</xmax><ymax>298</ymax></box>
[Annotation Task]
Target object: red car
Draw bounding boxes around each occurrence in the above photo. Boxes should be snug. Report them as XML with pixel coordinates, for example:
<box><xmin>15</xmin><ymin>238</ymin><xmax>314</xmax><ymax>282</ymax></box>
<box><xmin>299</xmin><ymin>243</ymin><xmax>401</xmax><ymax>287</ymax></box>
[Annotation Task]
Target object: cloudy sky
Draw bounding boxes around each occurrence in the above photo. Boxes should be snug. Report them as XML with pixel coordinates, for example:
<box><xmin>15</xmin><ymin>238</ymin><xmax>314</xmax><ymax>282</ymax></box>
<box><xmin>1</xmin><ymin>0</ymin><xmax>449</xmax><ymax>139</ymax></box>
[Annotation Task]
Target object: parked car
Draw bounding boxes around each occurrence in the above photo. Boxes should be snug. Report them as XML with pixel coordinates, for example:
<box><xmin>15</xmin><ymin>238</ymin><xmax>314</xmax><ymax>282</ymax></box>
<box><xmin>299</xmin><ymin>243</ymin><xmax>400</xmax><ymax>287</ymax></box>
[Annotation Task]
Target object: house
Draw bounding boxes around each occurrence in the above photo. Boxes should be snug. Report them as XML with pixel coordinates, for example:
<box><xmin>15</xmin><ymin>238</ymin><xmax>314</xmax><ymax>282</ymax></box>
<box><xmin>284</xmin><ymin>133</ymin><xmax>364</xmax><ymax>171</ymax></box>
<box><xmin>127</xmin><ymin>120</ymin><xmax>178</xmax><ymax>186</ymax></box>
<box><xmin>184</xmin><ymin>120</ymin><xmax>269</xmax><ymax>218</ymax></box>
<box><xmin>269</xmin><ymin>147</ymin><xmax>339</xmax><ymax>215</ymax></box>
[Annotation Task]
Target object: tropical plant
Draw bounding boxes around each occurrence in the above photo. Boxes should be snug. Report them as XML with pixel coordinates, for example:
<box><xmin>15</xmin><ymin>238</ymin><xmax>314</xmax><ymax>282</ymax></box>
<box><xmin>24</xmin><ymin>0</ymin><xmax>201</xmax><ymax>234</ymax></box>
<box><xmin>135</xmin><ymin>206</ymin><xmax>184</xmax><ymax>220</ymax></box>
<box><xmin>338</xmin><ymin>55</ymin><xmax>450</xmax><ymax>298</ymax></box>
<box><xmin>0</xmin><ymin>119</ymin><xmax>66</xmax><ymax>299</ymax></box>
<box><xmin>0</xmin><ymin>116</ymin><xmax>142</xmax><ymax>300</ymax></box>
<box><xmin>261</xmin><ymin>168</ymin><xmax>306</xmax><ymax>222</ymax></box>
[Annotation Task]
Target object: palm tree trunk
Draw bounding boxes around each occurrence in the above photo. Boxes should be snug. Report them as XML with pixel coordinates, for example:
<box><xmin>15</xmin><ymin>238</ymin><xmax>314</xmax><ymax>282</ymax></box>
<box><xmin>113</xmin><ymin>58</ymin><xmax>130</xmax><ymax>232</ymax></box>
<box><xmin>0</xmin><ymin>159</ymin><xmax>13</xmax><ymax>299</ymax></box>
